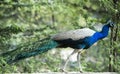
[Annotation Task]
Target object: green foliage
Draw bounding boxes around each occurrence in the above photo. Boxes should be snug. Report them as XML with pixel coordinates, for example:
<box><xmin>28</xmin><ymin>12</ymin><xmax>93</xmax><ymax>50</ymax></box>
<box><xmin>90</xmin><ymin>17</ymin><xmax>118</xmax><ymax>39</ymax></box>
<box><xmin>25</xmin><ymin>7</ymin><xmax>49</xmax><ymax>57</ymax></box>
<box><xmin>0</xmin><ymin>0</ymin><xmax>120</xmax><ymax>73</ymax></box>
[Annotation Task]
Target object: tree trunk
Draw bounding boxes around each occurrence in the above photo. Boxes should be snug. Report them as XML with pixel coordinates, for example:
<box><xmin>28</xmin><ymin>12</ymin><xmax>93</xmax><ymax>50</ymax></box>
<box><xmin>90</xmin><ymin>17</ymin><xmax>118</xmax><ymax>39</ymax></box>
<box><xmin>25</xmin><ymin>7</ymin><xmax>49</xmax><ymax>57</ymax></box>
<box><xmin>109</xmin><ymin>0</ymin><xmax>119</xmax><ymax>72</ymax></box>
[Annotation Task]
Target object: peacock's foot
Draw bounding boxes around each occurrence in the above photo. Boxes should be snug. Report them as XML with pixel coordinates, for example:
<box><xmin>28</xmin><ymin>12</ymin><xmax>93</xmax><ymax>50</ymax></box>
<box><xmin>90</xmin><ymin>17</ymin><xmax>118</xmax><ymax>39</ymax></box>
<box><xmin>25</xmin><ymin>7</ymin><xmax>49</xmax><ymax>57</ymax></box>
<box><xmin>59</xmin><ymin>68</ymin><xmax>68</xmax><ymax>73</ymax></box>
<box><xmin>79</xmin><ymin>69</ymin><xmax>83</xmax><ymax>73</ymax></box>
<box><xmin>79</xmin><ymin>70</ymin><xmax>83</xmax><ymax>73</ymax></box>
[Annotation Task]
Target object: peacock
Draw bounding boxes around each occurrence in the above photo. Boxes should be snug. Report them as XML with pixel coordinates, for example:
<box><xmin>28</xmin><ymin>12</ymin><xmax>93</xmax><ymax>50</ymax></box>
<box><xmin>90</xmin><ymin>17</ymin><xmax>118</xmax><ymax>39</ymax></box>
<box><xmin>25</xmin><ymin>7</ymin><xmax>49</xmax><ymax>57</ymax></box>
<box><xmin>1</xmin><ymin>20</ymin><xmax>114</xmax><ymax>72</ymax></box>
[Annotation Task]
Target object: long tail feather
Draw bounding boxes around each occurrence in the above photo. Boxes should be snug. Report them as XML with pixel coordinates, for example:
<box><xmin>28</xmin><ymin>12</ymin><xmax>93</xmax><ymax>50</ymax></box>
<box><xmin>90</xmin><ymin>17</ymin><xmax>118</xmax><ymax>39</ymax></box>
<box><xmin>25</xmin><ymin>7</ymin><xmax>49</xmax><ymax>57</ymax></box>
<box><xmin>1</xmin><ymin>37</ymin><xmax>58</xmax><ymax>64</ymax></box>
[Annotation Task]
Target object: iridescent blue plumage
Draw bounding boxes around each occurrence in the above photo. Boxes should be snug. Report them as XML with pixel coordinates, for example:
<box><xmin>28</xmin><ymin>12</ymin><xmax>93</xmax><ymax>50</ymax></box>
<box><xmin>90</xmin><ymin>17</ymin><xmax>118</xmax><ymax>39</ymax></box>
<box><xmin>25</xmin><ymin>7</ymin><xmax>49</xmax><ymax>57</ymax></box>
<box><xmin>82</xmin><ymin>24</ymin><xmax>110</xmax><ymax>49</ymax></box>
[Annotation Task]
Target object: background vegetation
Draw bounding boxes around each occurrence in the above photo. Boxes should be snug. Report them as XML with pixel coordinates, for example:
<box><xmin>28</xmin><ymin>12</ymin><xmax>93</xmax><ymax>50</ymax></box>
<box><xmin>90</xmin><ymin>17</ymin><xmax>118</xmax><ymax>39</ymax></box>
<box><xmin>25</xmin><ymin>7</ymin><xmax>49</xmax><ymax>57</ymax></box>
<box><xmin>0</xmin><ymin>0</ymin><xmax>120</xmax><ymax>73</ymax></box>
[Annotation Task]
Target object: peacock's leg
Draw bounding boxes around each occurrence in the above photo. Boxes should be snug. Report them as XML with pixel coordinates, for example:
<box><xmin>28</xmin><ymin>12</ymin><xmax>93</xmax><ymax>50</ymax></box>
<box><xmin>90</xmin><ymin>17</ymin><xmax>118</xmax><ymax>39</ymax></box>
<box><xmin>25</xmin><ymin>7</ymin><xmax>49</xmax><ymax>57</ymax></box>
<box><xmin>77</xmin><ymin>49</ymin><xmax>84</xmax><ymax>72</ymax></box>
<box><xmin>61</xmin><ymin>49</ymin><xmax>79</xmax><ymax>72</ymax></box>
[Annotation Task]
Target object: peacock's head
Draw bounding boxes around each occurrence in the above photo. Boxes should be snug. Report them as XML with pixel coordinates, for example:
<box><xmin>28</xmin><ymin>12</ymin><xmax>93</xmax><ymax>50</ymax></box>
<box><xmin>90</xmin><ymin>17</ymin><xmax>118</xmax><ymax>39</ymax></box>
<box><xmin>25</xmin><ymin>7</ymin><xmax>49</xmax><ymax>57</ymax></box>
<box><xmin>107</xmin><ymin>20</ymin><xmax>115</xmax><ymax>27</ymax></box>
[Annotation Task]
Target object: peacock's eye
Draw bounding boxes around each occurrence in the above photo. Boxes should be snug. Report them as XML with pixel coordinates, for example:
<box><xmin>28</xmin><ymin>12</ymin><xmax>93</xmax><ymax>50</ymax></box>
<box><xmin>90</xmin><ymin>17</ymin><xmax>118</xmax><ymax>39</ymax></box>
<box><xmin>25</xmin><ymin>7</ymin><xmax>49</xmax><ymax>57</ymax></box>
<box><xmin>110</xmin><ymin>22</ymin><xmax>114</xmax><ymax>27</ymax></box>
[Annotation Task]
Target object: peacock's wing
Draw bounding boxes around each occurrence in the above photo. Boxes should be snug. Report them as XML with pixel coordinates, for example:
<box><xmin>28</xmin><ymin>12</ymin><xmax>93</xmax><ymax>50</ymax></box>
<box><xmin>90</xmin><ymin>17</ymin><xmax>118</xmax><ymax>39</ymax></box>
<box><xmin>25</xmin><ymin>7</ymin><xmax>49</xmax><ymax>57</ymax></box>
<box><xmin>52</xmin><ymin>28</ymin><xmax>95</xmax><ymax>40</ymax></box>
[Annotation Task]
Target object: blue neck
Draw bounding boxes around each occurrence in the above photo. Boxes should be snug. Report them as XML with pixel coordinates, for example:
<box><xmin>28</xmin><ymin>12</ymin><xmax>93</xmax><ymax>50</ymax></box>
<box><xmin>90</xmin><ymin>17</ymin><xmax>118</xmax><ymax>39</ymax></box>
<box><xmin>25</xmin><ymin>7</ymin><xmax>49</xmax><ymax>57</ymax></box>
<box><xmin>100</xmin><ymin>24</ymin><xmax>110</xmax><ymax>38</ymax></box>
<box><xmin>92</xmin><ymin>24</ymin><xmax>110</xmax><ymax>41</ymax></box>
<box><xmin>83</xmin><ymin>24</ymin><xmax>110</xmax><ymax>49</ymax></box>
